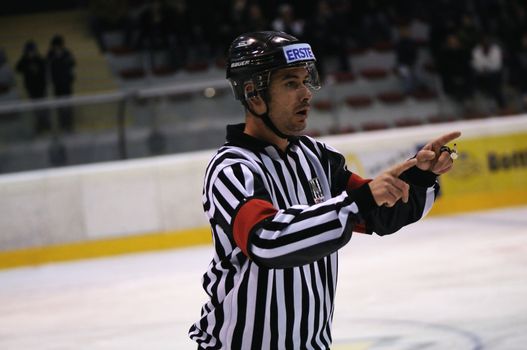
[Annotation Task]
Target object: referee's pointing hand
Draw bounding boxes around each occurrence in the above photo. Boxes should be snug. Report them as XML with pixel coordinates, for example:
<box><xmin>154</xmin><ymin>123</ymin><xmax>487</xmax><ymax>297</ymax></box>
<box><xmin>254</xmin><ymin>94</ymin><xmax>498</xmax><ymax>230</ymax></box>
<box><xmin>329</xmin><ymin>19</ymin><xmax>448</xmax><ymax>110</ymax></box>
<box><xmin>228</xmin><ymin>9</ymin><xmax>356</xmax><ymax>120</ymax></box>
<box><xmin>416</xmin><ymin>131</ymin><xmax>461</xmax><ymax>175</ymax></box>
<box><xmin>368</xmin><ymin>158</ymin><xmax>417</xmax><ymax>207</ymax></box>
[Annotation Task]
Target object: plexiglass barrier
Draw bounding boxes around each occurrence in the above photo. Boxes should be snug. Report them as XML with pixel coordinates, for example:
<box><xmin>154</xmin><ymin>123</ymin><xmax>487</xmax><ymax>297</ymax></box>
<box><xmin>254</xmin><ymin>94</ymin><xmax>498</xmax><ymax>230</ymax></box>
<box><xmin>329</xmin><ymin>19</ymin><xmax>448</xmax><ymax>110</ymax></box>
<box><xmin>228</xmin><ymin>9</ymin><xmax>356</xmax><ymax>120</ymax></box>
<box><xmin>0</xmin><ymin>79</ymin><xmax>257</xmax><ymax>174</ymax></box>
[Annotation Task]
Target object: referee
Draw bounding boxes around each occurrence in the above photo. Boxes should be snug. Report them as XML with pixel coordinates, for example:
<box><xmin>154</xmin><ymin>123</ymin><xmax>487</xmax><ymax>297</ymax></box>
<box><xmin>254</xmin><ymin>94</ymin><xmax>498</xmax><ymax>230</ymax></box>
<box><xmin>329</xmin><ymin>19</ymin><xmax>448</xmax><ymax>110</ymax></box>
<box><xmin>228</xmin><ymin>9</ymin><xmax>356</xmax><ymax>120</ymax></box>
<box><xmin>189</xmin><ymin>31</ymin><xmax>460</xmax><ymax>350</ymax></box>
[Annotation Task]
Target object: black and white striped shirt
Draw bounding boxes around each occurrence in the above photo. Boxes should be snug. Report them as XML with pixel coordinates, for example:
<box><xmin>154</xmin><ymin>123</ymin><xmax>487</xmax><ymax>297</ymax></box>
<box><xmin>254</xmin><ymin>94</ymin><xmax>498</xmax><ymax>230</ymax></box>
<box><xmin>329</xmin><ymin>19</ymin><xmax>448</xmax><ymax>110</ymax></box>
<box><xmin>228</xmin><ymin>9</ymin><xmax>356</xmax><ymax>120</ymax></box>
<box><xmin>189</xmin><ymin>124</ymin><xmax>439</xmax><ymax>349</ymax></box>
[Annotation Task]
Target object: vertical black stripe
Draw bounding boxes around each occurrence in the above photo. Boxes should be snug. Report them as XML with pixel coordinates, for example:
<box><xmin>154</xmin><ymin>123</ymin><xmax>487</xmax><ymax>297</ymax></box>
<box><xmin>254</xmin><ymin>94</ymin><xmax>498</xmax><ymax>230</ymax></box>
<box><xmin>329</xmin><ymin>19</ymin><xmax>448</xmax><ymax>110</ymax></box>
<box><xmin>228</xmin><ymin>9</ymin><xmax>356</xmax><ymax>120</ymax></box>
<box><xmin>281</xmin><ymin>156</ymin><xmax>302</xmax><ymax>204</ymax></box>
<box><xmin>254</xmin><ymin>153</ymin><xmax>287</xmax><ymax>208</ymax></box>
<box><xmin>299</xmin><ymin>266</ymin><xmax>310</xmax><ymax>346</ymax></box>
<box><xmin>250</xmin><ymin>265</ymin><xmax>268</xmax><ymax>349</ymax></box>
<box><xmin>269</xmin><ymin>273</ymin><xmax>279</xmax><ymax>350</ymax></box>
<box><xmin>283</xmin><ymin>268</ymin><xmax>295</xmax><ymax>349</ymax></box>
<box><xmin>309</xmin><ymin>262</ymin><xmax>321</xmax><ymax>349</ymax></box>
<box><xmin>316</xmin><ymin>258</ymin><xmax>330</xmax><ymax>348</ymax></box>
<box><xmin>211</xmin><ymin>224</ymin><xmax>226</xmax><ymax>259</ymax></box>
<box><xmin>299</xmin><ymin>136</ymin><xmax>322</xmax><ymax>158</ymax></box>
<box><xmin>203</xmin><ymin>150</ymin><xmax>246</xmax><ymax>210</ymax></box>
<box><xmin>289</xmin><ymin>151</ymin><xmax>316</xmax><ymax>205</ymax></box>
<box><xmin>208</xmin><ymin>266</ymin><xmax>223</xmax><ymax>307</ymax></box>
<box><xmin>270</xmin><ymin>157</ymin><xmax>295</xmax><ymax>206</ymax></box>
<box><xmin>221</xmin><ymin>259</ymin><xmax>236</xmax><ymax>305</ymax></box>
<box><xmin>231</xmin><ymin>163</ymin><xmax>245</xmax><ymax>186</ymax></box>
<box><xmin>231</xmin><ymin>267</ymin><xmax>249</xmax><ymax>349</ymax></box>
<box><xmin>211</xmin><ymin>190</ymin><xmax>233</xmax><ymax>232</ymax></box>
<box><xmin>211</xmin><ymin>306</ymin><xmax>224</xmax><ymax>348</ymax></box>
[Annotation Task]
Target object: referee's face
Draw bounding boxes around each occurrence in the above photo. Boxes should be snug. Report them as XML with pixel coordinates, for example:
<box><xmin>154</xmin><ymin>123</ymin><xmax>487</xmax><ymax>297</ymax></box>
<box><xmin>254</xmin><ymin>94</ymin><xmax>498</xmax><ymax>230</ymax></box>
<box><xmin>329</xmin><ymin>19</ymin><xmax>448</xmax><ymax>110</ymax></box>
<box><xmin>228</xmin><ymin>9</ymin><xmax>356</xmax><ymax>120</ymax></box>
<box><xmin>268</xmin><ymin>67</ymin><xmax>313</xmax><ymax>136</ymax></box>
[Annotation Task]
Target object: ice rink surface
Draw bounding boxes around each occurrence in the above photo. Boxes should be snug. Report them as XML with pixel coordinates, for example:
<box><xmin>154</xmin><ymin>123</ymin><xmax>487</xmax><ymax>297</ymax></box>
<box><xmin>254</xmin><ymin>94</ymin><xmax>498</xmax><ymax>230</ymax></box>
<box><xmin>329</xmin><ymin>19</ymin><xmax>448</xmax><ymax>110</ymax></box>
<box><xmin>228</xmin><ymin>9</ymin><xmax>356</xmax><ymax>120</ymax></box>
<box><xmin>1</xmin><ymin>206</ymin><xmax>526</xmax><ymax>350</ymax></box>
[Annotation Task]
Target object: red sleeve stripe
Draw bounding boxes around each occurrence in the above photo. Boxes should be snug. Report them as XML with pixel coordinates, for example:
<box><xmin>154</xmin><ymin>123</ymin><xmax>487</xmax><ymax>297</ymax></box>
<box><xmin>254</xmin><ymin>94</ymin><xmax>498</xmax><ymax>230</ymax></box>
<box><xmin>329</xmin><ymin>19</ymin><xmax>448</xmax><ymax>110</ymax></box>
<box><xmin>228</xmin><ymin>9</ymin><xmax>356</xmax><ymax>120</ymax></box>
<box><xmin>347</xmin><ymin>173</ymin><xmax>371</xmax><ymax>191</ymax></box>
<box><xmin>233</xmin><ymin>199</ymin><xmax>277</xmax><ymax>257</ymax></box>
<box><xmin>354</xmin><ymin>222</ymin><xmax>367</xmax><ymax>233</ymax></box>
<box><xmin>347</xmin><ymin>174</ymin><xmax>370</xmax><ymax>234</ymax></box>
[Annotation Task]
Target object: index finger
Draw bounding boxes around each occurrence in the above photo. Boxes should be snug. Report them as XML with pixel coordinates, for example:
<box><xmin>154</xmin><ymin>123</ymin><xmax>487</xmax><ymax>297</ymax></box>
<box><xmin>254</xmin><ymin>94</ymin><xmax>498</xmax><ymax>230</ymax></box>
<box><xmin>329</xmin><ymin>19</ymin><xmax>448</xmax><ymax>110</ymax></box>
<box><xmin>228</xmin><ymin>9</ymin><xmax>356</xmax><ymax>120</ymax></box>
<box><xmin>388</xmin><ymin>158</ymin><xmax>417</xmax><ymax>177</ymax></box>
<box><xmin>432</xmin><ymin>131</ymin><xmax>462</xmax><ymax>148</ymax></box>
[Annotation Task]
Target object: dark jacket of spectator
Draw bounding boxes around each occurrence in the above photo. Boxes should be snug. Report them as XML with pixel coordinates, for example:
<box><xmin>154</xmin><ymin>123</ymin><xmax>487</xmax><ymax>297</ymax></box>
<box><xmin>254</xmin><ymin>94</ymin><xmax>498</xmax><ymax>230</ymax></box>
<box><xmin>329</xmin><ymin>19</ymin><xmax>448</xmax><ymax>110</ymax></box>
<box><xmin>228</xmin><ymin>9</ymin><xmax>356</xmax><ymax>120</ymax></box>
<box><xmin>438</xmin><ymin>34</ymin><xmax>473</xmax><ymax>101</ymax></box>
<box><xmin>47</xmin><ymin>35</ymin><xmax>75</xmax><ymax>96</ymax></box>
<box><xmin>16</xmin><ymin>41</ymin><xmax>47</xmax><ymax>99</ymax></box>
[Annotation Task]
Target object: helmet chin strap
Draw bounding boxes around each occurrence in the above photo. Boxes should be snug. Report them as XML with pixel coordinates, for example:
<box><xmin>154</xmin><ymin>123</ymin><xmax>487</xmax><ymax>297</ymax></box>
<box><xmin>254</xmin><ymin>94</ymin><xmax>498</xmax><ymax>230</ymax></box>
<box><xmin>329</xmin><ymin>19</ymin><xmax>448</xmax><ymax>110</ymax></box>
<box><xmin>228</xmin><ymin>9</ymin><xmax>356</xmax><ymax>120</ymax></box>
<box><xmin>243</xmin><ymin>95</ymin><xmax>291</xmax><ymax>140</ymax></box>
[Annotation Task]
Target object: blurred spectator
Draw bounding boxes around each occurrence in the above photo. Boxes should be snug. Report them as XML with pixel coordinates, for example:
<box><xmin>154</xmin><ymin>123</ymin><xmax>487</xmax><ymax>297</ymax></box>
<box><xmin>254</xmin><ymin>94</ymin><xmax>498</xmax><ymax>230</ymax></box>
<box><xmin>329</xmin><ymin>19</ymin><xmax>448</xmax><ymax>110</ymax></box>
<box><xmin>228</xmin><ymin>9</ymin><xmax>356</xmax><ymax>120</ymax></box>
<box><xmin>205</xmin><ymin>0</ymin><xmax>235</xmax><ymax>60</ymax></box>
<box><xmin>428</xmin><ymin>14</ymin><xmax>457</xmax><ymax>64</ymax></box>
<box><xmin>88</xmin><ymin>0</ymin><xmax>129</xmax><ymax>52</ymax></box>
<box><xmin>395</xmin><ymin>24</ymin><xmax>421</xmax><ymax>94</ymax></box>
<box><xmin>243</xmin><ymin>3</ymin><xmax>268</xmax><ymax>33</ymax></box>
<box><xmin>457</xmin><ymin>14</ymin><xmax>480</xmax><ymax>51</ymax></box>
<box><xmin>355</xmin><ymin>1</ymin><xmax>393</xmax><ymax>48</ymax></box>
<box><xmin>16</xmin><ymin>40</ymin><xmax>50</xmax><ymax>133</ymax></box>
<box><xmin>16</xmin><ymin>41</ymin><xmax>47</xmax><ymax>99</ymax></box>
<box><xmin>168</xmin><ymin>1</ymin><xmax>192</xmax><ymax>69</ymax></box>
<box><xmin>122</xmin><ymin>1</ymin><xmax>150</xmax><ymax>50</ymax></box>
<box><xmin>509</xmin><ymin>32</ymin><xmax>527</xmax><ymax>108</ymax></box>
<box><xmin>304</xmin><ymin>0</ymin><xmax>351</xmax><ymax>79</ymax></box>
<box><xmin>498</xmin><ymin>1</ymin><xmax>527</xmax><ymax>54</ymax></box>
<box><xmin>184</xmin><ymin>1</ymin><xmax>213</xmax><ymax>64</ymax></box>
<box><xmin>471</xmin><ymin>34</ymin><xmax>505</xmax><ymax>109</ymax></box>
<box><xmin>437</xmin><ymin>33</ymin><xmax>474</xmax><ymax>110</ymax></box>
<box><xmin>0</xmin><ymin>48</ymin><xmax>16</xmax><ymax>96</ymax></box>
<box><xmin>47</xmin><ymin>35</ymin><xmax>76</xmax><ymax>132</ymax></box>
<box><xmin>272</xmin><ymin>4</ymin><xmax>304</xmax><ymax>39</ymax></box>
<box><xmin>136</xmin><ymin>0</ymin><xmax>174</xmax><ymax>50</ymax></box>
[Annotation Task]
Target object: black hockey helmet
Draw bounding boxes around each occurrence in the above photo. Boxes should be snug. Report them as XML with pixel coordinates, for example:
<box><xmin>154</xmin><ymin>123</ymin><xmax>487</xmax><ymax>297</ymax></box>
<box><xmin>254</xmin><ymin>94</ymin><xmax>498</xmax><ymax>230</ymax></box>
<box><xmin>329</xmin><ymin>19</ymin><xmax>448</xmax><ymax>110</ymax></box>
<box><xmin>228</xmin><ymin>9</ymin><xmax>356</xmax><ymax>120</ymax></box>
<box><xmin>226</xmin><ymin>31</ymin><xmax>320</xmax><ymax>102</ymax></box>
<box><xmin>226</xmin><ymin>31</ymin><xmax>321</xmax><ymax>138</ymax></box>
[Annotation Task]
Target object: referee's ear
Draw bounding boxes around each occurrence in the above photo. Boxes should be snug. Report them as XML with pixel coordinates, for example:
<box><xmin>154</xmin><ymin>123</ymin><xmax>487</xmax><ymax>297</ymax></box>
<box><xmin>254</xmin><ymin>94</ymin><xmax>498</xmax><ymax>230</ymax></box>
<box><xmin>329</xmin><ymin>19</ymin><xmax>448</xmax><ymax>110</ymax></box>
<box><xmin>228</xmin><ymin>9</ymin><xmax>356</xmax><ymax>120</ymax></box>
<box><xmin>244</xmin><ymin>83</ymin><xmax>265</xmax><ymax>111</ymax></box>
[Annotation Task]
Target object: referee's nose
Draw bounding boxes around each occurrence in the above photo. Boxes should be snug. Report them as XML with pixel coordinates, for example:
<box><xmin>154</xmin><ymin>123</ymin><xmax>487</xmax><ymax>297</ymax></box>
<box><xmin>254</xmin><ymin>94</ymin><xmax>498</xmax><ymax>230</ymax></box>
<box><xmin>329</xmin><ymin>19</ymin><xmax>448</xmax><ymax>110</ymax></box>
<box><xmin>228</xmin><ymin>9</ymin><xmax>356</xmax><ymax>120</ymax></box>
<box><xmin>300</xmin><ymin>82</ymin><xmax>313</xmax><ymax>103</ymax></box>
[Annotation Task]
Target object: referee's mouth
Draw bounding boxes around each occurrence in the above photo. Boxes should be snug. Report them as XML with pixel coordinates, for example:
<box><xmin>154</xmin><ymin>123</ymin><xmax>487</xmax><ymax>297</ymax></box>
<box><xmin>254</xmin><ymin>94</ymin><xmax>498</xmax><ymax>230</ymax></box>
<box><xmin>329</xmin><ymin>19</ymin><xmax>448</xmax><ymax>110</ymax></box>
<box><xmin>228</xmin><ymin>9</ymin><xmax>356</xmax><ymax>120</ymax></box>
<box><xmin>295</xmin><ymin>106</ymin><xmax>310</xmax><ymax>117</ymax></box>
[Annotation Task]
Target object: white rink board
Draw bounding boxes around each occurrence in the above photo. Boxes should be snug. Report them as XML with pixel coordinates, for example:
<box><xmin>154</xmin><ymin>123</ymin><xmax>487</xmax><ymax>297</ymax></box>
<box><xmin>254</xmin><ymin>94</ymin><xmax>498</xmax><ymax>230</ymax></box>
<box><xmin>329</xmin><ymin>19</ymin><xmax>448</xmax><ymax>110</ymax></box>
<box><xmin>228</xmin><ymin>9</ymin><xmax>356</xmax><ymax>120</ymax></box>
<box><xmin>0</xmin><ymin>115</ymin><xmax>526</xmax><ymax>250</ymax></box>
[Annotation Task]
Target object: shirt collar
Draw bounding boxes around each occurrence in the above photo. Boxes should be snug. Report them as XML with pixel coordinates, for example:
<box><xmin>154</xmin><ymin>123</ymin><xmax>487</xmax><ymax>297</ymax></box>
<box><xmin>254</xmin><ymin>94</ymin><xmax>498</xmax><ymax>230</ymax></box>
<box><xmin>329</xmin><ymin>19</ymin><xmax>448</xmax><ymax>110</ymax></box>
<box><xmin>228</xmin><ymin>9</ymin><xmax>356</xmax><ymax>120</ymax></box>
<box><xmin>225</xmin><ymin>123</ymin><xmax>300</xmax><ymax>152</ymax></box>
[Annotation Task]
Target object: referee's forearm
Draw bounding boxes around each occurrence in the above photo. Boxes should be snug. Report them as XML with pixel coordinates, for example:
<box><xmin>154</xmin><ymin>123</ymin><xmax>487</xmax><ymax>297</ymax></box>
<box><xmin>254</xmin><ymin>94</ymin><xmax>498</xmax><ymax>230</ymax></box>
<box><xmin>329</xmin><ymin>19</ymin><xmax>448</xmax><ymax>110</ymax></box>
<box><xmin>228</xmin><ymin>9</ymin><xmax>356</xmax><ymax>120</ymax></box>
<box><xmin>243</xmin><ymin>189</ymin><xmax>375</xmax><ymax>269</ymax></box>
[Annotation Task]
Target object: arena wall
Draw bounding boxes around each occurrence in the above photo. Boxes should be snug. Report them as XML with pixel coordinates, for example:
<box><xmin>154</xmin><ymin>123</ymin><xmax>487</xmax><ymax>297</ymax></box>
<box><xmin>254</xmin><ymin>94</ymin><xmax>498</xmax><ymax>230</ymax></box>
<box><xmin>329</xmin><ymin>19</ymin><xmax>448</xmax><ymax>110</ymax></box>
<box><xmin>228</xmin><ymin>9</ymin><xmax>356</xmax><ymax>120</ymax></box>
<box><xmin>1</xmin><ymin>115</ymin><xmax>526</xmax><ymax>268</ymax></box>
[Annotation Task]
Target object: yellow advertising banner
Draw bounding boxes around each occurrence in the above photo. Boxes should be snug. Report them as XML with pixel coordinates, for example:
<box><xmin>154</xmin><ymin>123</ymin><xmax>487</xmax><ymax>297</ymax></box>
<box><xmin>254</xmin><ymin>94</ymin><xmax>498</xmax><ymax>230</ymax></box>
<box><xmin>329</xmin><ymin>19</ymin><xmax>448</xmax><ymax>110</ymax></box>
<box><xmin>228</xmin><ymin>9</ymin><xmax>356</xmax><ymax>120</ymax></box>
<box><xmin>431</xmin><ymin>132</ymin><xmax>527</xmax><ymax>215</ymax></box>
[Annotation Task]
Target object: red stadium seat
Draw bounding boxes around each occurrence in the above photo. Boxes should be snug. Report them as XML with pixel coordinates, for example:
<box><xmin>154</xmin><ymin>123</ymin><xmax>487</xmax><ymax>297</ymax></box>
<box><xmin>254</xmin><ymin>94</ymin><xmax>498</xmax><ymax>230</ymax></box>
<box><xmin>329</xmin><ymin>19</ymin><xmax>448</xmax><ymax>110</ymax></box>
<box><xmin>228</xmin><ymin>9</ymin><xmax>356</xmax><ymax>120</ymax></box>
<box><xmin>361</xmin><ymin>121</ymin><xmax>390</xmax><ymax>131</ymax></box>
<box><xmin>348</xmin><ymin>47</ymin><xmax>367</xmax><ymax>55</ymax></box>
<box><xmin>152</xmin><ymin>66</ymin><xmax>176</xmax><ymax>76</ymax></box>
<box><xmin>185</xmin><ymin>62</ymin><xmax>209</xmax><ymax>72</ymax></box>
<box><xmin>395</xmin><ymin>117</ymin><xmax>422</xmax><ymax>127</ymax></box>
<box><xmin>411</xmin><ymin>89</ymin><xmax>438</xmax><ymax>101</ymax></box>
<box><xmin>215</xmin><ymin>58</ymin><xmax>227</xmax><ymax>69</ymax></box>
<box><xmin>497</xmin><ymin>107</ymin><xmax>520</xmax><ymax>117</ymax></box>
<box><xmin>345</xmin><ymin>95</ymin><xmax>373</xmax><ymax>108</ymax></box>
<box><xmin>328</xmin><ymin>125</ymin><xmax>357</xmax><ymax>134</ymax></box>
<box><xmin>119</xmin><ymin>68</ymin><xmax>146</xmax><ymax>79</ymax></box>
<box><xmin>377</xmin><ymin>91</ymin><xmax>406</xmax><ymax>104</ymax></box>
<box><xmin>313</xmin><ymin>100</ymin><xmax>334</xmax><ymax>111</ymax></box>
<box><xmin>332</xmin><ymin>71</ymin><xmax>356</xmax><ymax>83</ymax></box>
<box><xmin>428</xmin><ymin>115</ymin><xmax>457</xmax><ymax>124</ymax></box>
<box><xmin>372</xmin><ymin>41</ymin><xmax>394</xmax><ymax>52</ymax></box>
<box><xmin>462</xmin><ymin>112</ymin><xmax>489</xmax><ymax>120</ymax></box>
<box><xmin>360</xmin><ymin>68</ymin><xmax>389</xmax><ymax>80</ymax></box>
<box><xmin>107</xmin><ymin>46</ymin><xmax>136</xmax><ymax>55</ymax></box>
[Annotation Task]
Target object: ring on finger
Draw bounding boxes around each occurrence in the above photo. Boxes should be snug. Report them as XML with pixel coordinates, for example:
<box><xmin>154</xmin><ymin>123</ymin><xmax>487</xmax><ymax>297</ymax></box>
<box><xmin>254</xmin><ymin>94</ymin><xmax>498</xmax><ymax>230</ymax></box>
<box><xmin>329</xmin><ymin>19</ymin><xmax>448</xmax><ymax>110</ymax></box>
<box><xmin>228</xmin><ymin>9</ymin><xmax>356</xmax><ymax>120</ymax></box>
<box><xmin>439</xmin><ymin>143</ymin><xmax>458</xmax><ymax>160</ymax></box>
